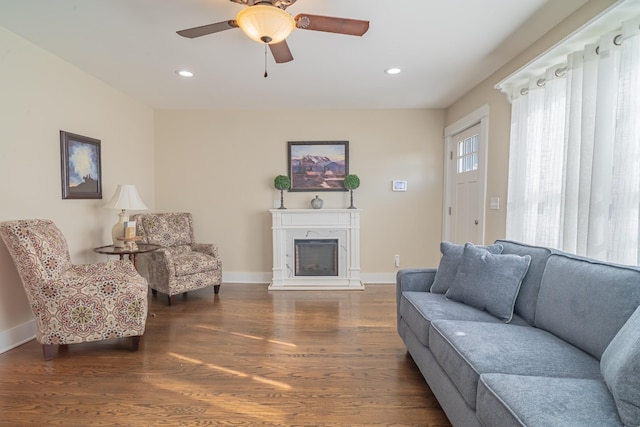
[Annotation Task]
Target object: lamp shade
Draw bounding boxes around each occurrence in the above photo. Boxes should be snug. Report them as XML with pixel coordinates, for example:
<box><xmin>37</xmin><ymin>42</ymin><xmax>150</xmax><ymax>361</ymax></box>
<box><xmin>105</xmin><ymin>185</ymin><xmax>148</xmax><ymax>211</ymax></box>
<box><xmin>236</xmin><ymin>4</ymin><xmax>295</xmax><ymax>44</ymax></box>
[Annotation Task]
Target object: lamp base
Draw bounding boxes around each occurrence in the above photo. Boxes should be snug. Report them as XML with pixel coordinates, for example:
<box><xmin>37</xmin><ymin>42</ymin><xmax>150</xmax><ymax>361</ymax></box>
<box><xmin>111</xmin><ymin>211</ymin><xmax>129</xmax><ymax>248</ymax></box>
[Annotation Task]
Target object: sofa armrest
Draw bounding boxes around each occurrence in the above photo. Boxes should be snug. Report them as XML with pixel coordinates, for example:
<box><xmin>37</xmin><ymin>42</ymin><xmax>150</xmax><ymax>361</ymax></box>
<box><xmin>39</xmin><ymin>261</ymin><xmax>148</xmax><ymax>342</ymax></box>
<box><xmin>397</xmin><ymin>268</ymin><xmax>437</xmax><ymax>293</ymax></box>
<box><xmin>191</xmin><ymin>243</ymin><xmax>219</xmax><ymax>259</ymax></box>
<box><xmin>136</xmin><ymin>248</ymin><xmax>175</xmax><ymax>292</ymax></box>
<box><xmin>396</xmin><ymin>268</ymin><xmax>437</xmax><ymax>328</ymax></box>
<box><xmin>63</xmin><ymin>260</ymin><xmax>146</xmax><ymax>291</ymax></box>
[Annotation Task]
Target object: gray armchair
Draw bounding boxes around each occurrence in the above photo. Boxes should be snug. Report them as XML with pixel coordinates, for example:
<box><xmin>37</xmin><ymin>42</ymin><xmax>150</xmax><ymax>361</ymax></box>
<box><xmin>132</xmin><ymin>213</ymin><xmax>222</xmax><ymax>305</ymax></box>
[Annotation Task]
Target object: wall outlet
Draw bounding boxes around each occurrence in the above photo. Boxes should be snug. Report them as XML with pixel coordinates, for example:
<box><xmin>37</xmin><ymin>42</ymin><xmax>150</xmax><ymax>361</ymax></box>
<box><xmin>394</xmin><ymin>254</ymin><xmax>400</xmax><ymax>268</ymax></box>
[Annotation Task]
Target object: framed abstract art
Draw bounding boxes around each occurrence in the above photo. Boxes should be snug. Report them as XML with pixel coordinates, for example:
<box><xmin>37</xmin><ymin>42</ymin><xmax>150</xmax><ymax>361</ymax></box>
<box><xmin>60</xmin><ymin>131</ymin><xmax>102</xmax><ymax>199</ymax></box>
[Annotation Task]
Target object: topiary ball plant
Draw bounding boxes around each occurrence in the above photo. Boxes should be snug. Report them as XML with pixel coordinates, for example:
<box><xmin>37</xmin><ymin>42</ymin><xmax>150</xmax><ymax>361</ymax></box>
<box><xmin>274</xmin><ymin>175</ymin><xmax>291</xmax><ymax>209</ymax></box>
<box><xmin>344</xmin><ymin>174</ymin><xmax>360</xmax><ymax>209</ymax></box>
<box><xmin>344</xmin><ymin>174</ymin><xmax>360</xmax><ymax>190</ymax></box>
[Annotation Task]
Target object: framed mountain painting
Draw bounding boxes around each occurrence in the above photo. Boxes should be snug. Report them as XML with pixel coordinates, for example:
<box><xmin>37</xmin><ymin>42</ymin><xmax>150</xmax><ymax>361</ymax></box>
<box><xmin>288</xmin><ymin>141</ymin><xmax>348</xmax><ymax>192</ymax></box>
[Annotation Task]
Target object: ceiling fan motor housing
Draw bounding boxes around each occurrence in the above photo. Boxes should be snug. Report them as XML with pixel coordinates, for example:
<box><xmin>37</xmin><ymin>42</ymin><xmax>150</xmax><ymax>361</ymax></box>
<box><xmin>230</xmin><ymin>0</ymin><xmax>298</xmax><ymax>10</ymax></box>
<box><xmin>236</xmin><ymin>3</ymin><xmax>295</xmax><ymax>44</ymax></box>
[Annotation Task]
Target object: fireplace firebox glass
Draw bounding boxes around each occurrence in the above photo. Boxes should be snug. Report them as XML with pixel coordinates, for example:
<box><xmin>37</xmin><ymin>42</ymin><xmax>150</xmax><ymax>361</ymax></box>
<box><xmin>294</xmin><ymin>239</ymin><xmax>338</xmax><ymax>276</ymax></box>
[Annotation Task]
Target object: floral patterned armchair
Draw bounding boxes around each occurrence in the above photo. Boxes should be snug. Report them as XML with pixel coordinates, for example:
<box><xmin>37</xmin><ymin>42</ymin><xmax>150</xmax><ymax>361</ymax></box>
<box><xmin>0</xmin><ymin>219</ymin><xmax>148</xmax><ymax>360</ymax></box>
<box><xmin>132</xmin><ymin>212</ymin><xmax>222</xmax><ymax>305</ymax></box>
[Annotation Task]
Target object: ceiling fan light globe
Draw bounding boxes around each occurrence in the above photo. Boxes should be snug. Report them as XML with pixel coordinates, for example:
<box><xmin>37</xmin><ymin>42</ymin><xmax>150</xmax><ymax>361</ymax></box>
<box><xmin>236</xmin><ymin>4</ymin><xmax>295</xmax><ymax>44</ymax></box>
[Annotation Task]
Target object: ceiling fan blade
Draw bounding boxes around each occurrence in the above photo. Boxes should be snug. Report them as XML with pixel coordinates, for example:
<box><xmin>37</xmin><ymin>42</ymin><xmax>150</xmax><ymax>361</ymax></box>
<box><xmin>295</xmin><ymin>14</ymin><xmax>369</xmax><ymax>36</ymax></box>
<box><xmin>177</xmin><ymin>20</ymin><xmax>238</xmax><ymax>38</ymax></box>
<box><xmin>269</xmin><ymin>40</ymin><xmax>294</xmax><ymax>63</ymax></box>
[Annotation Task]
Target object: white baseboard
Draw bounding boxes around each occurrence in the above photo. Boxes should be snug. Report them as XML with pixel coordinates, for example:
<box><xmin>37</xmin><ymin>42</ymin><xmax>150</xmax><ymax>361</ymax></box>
<box><xmin>222</xmin><ymin>272</ymin><xmax>272</xmax><ymax>283</ymax></box>
<box><xmin>0</xmin><ymin>319</ymin><xmax>36</xmax><ymax>355</ymax></box>
<box><xmin>361</xmin><ymin>272</ymin><xmax>397</xmax><ymax>284</ymax></box>
<box><xmin>222</xmin><ymin>272</ymin><xmax>397</xmax><ymax>285</ymax></box>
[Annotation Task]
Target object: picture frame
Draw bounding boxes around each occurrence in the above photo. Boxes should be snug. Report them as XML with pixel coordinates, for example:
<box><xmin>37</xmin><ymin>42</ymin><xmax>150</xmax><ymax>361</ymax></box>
<box><xmin>288</xmin><ymin>141</ymin><xmax>349</xmax><ymax>191</ymax></box>
<box><xmin>60</xmin><ymin>131</ymin><xmax>102</xmax><ymax>199</ymax></box>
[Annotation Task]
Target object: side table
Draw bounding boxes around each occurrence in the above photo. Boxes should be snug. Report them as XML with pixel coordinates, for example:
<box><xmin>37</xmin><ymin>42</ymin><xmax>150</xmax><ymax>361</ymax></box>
<box><xmin>93</xmin><ymin>243</ymin><xmax>162</xmax><ymax>271</ymax></box>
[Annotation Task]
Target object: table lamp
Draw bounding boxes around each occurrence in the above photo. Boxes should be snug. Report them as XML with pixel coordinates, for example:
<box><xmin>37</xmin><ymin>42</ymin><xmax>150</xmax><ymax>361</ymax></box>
<box><xmin>105</xmin><ymin>184</ymin><xmax>147</xmax><ymax>248</ymax></box>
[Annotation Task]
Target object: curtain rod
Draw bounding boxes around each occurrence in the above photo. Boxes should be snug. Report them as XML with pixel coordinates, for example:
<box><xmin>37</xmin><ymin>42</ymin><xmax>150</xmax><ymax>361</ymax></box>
<box><xmin>495</xmin><ymin>0</ymin><xmax>637</xmax><ymax>102</ymax></box>
<box><xmin>519</xmin><ymin>31</ymin><xmax>626</xmax><ymax>96</ymax></box>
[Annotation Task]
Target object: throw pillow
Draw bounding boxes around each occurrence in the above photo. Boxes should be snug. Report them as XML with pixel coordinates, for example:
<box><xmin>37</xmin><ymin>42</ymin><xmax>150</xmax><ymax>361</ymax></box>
<box><xmin>445</xmin><ymin>243</ymin><xmax>531</xmax><ymax>323</ymax></box>
<box><xmin>600</xmin><ymin>306</ymin><xmax>640</xmax><ymax>427</ymax></box>
<box><xmin>430</xmin><ymin>241</ymin><xmax>503</xmax><ymax>293</ymax></box>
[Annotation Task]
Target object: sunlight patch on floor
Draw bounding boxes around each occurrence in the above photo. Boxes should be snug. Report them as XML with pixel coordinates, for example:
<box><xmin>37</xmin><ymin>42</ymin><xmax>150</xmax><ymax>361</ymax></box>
<box><xmin>143</xmin><ymin>373</ymin><xmax>288</xmax><ymax>421</ymax></box>
<box><xmin>194</xmin><ymin>324</ymin><xmax>297</xmax><ymax>347</ymax></box>
<box><xmin>169</xmin><ymin>352</ymin><xmax>292</xmax><ymax>390</ymax></box>
<box><xmin>231</xmin><ymin>332</ymin><xmax>297</xmax><ymax>348</ymax></box>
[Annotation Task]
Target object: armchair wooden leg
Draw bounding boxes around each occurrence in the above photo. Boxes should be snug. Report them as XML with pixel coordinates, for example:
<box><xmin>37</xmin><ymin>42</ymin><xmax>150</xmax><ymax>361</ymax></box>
<box><xmin>151</xmin><ymin>289</ymin><xmax>158</xmax><ymax>296</ymax></box>
<box><xmin>131</xmin><ymin>336</ymin><xmax>141</xmax><ymax>351</ymax></box>
<box><xmin>214</xmin><ymin>284</ymin><xmax>221</xmax><ymax>294</ymax></box>
<box><xmin>167</xmin><ymin>295</ymin><xmax>172</xmax><ymax>306</ymax></box>
<box><xmin>42</xmin><ymin>344</ymin><xmax>58</xmax><ymax>361</ymax></box>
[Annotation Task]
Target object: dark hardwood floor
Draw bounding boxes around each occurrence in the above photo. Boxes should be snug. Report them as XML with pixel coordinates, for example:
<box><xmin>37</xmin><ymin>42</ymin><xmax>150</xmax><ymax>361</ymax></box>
<box><xmin>0</xmin><ymin>284</ymin><xmax>451</xmax><ymax>426</ymax></box>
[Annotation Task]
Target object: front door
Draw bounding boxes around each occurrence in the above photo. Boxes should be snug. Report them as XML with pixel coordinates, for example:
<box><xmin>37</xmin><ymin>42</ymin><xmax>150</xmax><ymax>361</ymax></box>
<box><xmin>449</xmin><ymin>123</ymin><xmax>483</xmax><ymax>244</ymax></box>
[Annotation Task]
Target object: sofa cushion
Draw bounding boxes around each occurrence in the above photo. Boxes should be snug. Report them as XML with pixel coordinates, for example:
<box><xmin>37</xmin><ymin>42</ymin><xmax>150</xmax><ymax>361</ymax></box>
<box><xmin>601</xmin><ymin>306</ymin><xmax>640</xmax><ymax>427</ymax></box>
<box><xmin>140</xmin><ymin>213</ymin><xmax>193</xmax><ymax>247</ymax></box>
<box><xmin>429</xmin><ymin>320</ymin><xmax>602</xmax><ymax>410</ymax></box>
<box><xmin>430</xmin><ymin>241</ymin><xmax>503</xmax><ymax>293</ymax></box>
<box><xmin>173</xmin><ymin>251</ymin><xmax>221</xmax><ymax>277</ymax></box>
<box><xmin>535</xmin><ymin>252</ymin><xmax>640</xmax><ymax>359</ymax></box>
<box><xmin>477</xmin><ymin>374</ymin><xmax>622</xmax><ymax>427</ymax></box>
<box><xmin>445</xmin><ymin>244</ymin><xmax>531</xmax><ymax>322</ymax></box>
<box><xmin>7</xmin><ymin>219</ymin><xmax>73</xmax><ymax>280</ymax></box>
<box><xmin>399</xmin><ymin>292</ymin><xmax>528</xmax><ymax>347</ymax></box>
<box><xmin>495</xmin><ymin>240</ymin><xmax>553</xmax><ymax>325</ymax></box>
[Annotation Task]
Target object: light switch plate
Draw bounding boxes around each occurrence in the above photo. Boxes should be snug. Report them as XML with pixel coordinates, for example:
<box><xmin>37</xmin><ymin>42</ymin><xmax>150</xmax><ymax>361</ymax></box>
<box><xmin>490</xmin><ymin>197</ymin><xmax>500</xmax><ymax>210</ymax></box>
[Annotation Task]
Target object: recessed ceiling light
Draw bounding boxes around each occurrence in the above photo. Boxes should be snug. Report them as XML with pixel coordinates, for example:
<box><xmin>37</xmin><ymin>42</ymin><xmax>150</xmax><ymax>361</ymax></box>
<box><xmin>176</xmin><ymin>70</ymin><xmax>194</xmax><ymax>78</ymax></box>
<box><xmin>385</xmin><ymin>67</ymin><xmax>402</xmax><ymax>75</ymax></box>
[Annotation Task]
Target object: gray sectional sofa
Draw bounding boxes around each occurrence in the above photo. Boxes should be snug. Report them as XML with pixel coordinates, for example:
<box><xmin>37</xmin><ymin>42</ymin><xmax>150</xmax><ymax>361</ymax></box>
<box><xmin>396</xmin><ymin>240</ymin><xmax>640</xmax><ymax>427</ymax></box>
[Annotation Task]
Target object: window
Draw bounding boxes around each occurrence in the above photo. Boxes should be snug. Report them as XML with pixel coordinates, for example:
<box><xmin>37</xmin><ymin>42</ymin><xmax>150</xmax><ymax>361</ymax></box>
<box><xmin>457</xmin><ymin>135</ymin><xmax>478</xmax><ymax>174</ymax></box>
<box><xmin>504</xmin><ymin>16</ymin><xmax>640</xmax><ymax>265</ymax></box>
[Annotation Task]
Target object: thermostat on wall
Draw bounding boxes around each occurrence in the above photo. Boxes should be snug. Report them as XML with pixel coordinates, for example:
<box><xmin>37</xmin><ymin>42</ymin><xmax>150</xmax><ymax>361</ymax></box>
<box><xmin>392</xmin><ymin>180</ymin><xmax>407</xmax><ymax>192</ymax></box>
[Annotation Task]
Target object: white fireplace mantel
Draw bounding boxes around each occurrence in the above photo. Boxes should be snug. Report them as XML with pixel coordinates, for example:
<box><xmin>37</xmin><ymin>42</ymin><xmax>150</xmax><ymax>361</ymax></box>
<box><xmin>269</xmin><ymin>209</ymin><xmax>364</xmax><ymax>291</ymax></box>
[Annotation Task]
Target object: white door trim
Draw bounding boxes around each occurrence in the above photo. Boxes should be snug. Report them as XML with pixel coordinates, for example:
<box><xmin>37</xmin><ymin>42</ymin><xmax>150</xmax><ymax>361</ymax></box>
<box><xmin>442</xmin><ymin>104</ymin><xmax>490</xmax><ymax>244</ymax></box>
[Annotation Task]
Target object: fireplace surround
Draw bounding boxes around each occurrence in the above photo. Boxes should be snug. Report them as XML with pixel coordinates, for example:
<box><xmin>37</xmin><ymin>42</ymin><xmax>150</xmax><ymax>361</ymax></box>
<box><xmin>269</xmin><ymin>209</ymin><xmax>363</xmax><ymax>290</ymax></box>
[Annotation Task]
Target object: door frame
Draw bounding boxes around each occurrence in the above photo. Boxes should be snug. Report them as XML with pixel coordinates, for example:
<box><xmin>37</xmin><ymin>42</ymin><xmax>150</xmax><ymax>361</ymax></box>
<box><xmin>442</xmin><ymin>104</ymin><xmax>489</xmax><ymax>244</ymax></box>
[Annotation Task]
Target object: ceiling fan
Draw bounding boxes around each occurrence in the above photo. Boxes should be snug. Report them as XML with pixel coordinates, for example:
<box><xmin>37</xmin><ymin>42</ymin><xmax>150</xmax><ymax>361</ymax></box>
<box><xmin>176</xmin><ymin>0</ymin><xmax>370</xmax><ymax>64</ymax></box>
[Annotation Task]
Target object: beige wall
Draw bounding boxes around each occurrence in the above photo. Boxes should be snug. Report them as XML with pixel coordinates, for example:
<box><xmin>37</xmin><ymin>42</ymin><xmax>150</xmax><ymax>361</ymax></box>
<box><xmin>154</xmin><ymin>109</ymin><xmax>445</xmax><ymax>280</ymax></box>
<box><xmin>0</xmin><ymin>27</ymin><xmax>155</xmax><ymax>347</ymax></box>
<box><xmin>444</xmin><ymin>0</ymin><xmax>617</xmax><ymax>243</ymax></box>
<box><xmin>0</xmin><ymin>0</ymin><xmax>616</xmax><ymax>351</ymax></box>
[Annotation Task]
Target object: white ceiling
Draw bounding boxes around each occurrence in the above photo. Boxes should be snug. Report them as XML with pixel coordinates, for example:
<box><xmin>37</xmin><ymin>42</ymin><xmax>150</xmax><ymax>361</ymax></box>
<box><xmin>0</xmin><ymin>0</ymin><xmax>589</xmax><ymax>110</ymax></box>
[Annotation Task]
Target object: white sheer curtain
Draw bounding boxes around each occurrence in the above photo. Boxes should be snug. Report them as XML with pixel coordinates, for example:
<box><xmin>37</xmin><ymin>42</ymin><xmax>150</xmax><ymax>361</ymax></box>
<box><xmin>506</xmin><ymin>17</ymin><xmax>640</xmax><ymax>264</ymax></box>
<box><xmin>609</xmin><ymin>20</ymin><xmax>640</xmax><ymax>264</ymax></box>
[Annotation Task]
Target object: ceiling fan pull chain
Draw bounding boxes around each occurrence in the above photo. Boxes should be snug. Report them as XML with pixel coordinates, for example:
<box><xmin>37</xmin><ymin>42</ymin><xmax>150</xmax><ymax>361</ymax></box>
<box><xmin>264</xmin><ymin>43</ymin><xmax>268</xmax><ymax>78</ymax></box>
